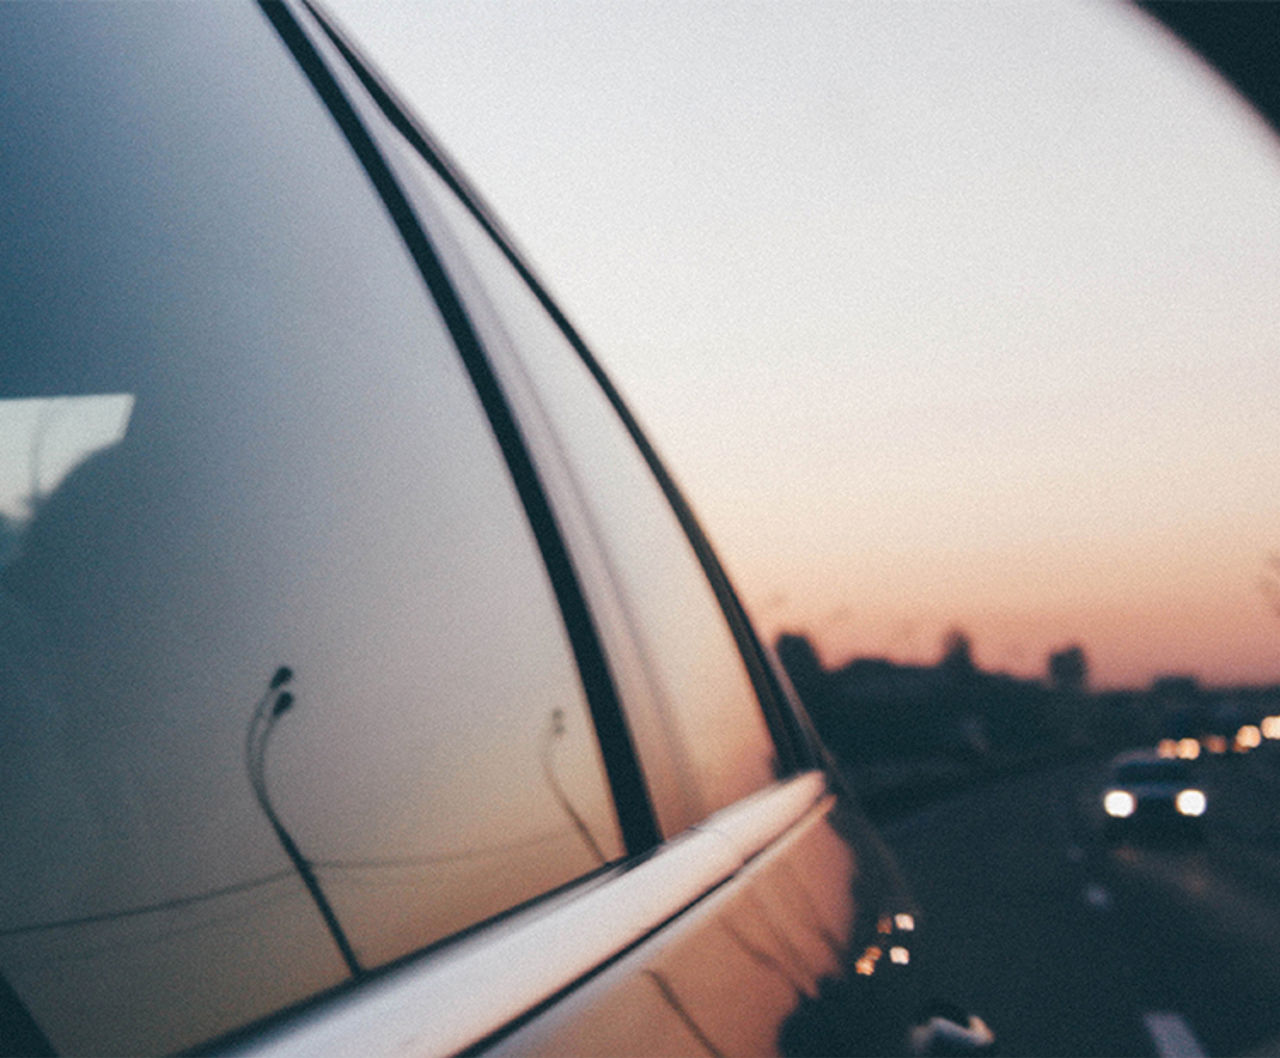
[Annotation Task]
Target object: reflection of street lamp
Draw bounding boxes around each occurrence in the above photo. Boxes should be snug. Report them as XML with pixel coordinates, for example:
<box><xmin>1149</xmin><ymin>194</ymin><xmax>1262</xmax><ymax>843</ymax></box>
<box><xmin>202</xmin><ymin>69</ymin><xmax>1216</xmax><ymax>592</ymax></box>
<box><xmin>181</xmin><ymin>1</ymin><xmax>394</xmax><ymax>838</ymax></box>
<box><xmin>540</xmin><ymin>708</ymin><xmax>606</xmax><ymax>865</ymax></box>
<box><xmin>245</xmin><ymin>667</ymin><xmax>361</xmax><ymax>977</ymax></box>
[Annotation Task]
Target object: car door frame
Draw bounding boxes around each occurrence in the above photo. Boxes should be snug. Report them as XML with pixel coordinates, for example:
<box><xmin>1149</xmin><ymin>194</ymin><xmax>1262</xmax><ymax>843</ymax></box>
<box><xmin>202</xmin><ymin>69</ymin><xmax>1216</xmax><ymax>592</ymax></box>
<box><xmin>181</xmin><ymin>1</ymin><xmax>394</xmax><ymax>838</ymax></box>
<box><xmin>221</xmin><ymin>4</ymin><xmax>849</xmax><ymax>1055</ymax></box>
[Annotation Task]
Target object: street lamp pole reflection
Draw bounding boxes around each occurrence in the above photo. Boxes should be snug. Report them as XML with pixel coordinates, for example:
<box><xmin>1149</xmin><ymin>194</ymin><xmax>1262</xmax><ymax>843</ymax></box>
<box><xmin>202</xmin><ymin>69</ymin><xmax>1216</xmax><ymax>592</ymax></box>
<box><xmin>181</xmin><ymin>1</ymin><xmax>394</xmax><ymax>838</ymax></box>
<box><xmin>245</xmin><ymin>666</ymin><xmax>362</xmax><ymax>977</ymax></box>
<box><xmin>541</xmin><ymin>708</ymin><xmax>606</xmax><ymax>865</ymax></box>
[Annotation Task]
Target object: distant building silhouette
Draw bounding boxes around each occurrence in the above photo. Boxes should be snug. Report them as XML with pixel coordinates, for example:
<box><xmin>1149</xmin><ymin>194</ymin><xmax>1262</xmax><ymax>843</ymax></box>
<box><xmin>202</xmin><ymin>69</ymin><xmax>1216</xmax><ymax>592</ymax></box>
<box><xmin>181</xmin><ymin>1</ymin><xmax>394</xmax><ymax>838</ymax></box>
<box><xmin>1047</xmin><ymin>645</ymin><xmax>1088</xmax><ymax>695</ymax></box>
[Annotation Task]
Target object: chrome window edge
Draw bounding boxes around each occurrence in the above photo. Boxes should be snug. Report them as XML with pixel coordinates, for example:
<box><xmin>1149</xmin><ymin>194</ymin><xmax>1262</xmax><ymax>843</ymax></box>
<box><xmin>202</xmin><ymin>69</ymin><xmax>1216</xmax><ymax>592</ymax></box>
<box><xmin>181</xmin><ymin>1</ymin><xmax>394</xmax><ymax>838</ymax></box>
<box><xmin>692</xmin><ymin>771</ymin><xmax>830</xmax><ymax>866</ymax></box>
<box><xmin>220</xmin><ymin>773</ymin><xmax>828</xmax><ymax>1058</ymax></box>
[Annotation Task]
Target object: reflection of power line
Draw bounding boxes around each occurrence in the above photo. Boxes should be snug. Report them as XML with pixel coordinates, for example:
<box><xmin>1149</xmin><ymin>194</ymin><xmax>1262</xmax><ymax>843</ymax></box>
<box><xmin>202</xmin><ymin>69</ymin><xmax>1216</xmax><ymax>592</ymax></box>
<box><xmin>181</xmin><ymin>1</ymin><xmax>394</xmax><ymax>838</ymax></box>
<box><xmin>0</xmin><ymin>870</ymin><xmax>296</xmax><ymax>939</ymax></box>
<box><xmin>645</xmin><ymin>970</ymin><xmax>724</xmax><ymax>1058</ymax></box>
<box><xmin>540</xmin><ymin>708</ymin><xmax>606</xmax><ymax>865</ymax></box>
<box><xmin>17</xmin><ymin>880</ymin><xmax>306</xmax><ymax>967</ymax></box>
<box><xmin>313</xmin><ymin>828</ymin><xmax>570</xmax><ymax>871</ymax></box>
<box><xmin>736</xmin><ymin>891</ymin><xmax>823</xmax><ymax>989</ymax></box>
<box><xmin>778</xmin><ymin>863</ymin><xmax>846</xmax><ymax>961</ymax></box>
<box><xmin>719</xmin><ymin>921</ymin><xmax>806</xmax><ymax>997</ymax></box>
<box><xmin>245</xmin><ymin>667</ymin><xmax>362</xmax><ymax>977</ymax></box>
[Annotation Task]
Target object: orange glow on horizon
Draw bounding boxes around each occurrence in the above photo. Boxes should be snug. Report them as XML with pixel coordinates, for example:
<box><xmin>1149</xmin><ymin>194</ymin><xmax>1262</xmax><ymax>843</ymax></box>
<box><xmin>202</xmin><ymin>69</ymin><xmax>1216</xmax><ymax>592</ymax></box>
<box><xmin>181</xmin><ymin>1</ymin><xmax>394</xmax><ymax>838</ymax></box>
<box><xmin>750</xmin><ymin>570</ymin><xmax>1280</xmax><ymax>691</ymax></box>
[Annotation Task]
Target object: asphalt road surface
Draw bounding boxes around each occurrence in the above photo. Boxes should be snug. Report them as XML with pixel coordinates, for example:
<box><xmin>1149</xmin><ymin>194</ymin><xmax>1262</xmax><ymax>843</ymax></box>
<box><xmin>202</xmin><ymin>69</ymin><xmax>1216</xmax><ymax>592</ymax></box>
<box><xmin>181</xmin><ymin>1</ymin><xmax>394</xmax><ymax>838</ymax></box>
<box><xmin>878</xmin><ymin>746</ymin><xmax>1280</xmax><ymax>1057</ymax></box>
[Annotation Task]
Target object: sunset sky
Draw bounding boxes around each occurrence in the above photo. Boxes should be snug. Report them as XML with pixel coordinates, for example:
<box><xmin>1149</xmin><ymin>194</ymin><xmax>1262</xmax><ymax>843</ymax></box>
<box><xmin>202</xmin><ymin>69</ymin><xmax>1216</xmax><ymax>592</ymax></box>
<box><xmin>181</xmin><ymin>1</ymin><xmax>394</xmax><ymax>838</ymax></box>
<box><xmin>328</xmin><ymin>0</ymin><xmax>1280</xmax><ymax>690</ymax></box>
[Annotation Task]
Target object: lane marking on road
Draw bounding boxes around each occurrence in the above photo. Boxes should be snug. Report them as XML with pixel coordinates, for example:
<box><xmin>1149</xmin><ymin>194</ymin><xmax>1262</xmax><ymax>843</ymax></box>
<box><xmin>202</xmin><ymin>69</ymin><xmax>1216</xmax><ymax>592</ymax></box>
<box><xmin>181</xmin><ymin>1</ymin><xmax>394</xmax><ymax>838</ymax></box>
<box><xmin>1084</xmin><ymin>883</ymin><xmax>1112</xmax><ymax>910</ymax></box>
<box><xmin>1144</xmin><ymin>1012</ymin><xmax>1207</xmax><ymax>1058</ymax></box>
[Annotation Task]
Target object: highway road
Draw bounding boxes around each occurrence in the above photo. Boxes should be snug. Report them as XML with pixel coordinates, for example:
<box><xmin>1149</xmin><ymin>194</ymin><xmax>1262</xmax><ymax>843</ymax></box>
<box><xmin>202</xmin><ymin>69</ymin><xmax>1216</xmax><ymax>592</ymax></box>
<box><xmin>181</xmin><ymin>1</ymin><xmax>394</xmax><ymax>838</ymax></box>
<box><xmin>877</xmin><ymin>747</ymin><xmax>1280</xmax><ymax>1057</ymax></box>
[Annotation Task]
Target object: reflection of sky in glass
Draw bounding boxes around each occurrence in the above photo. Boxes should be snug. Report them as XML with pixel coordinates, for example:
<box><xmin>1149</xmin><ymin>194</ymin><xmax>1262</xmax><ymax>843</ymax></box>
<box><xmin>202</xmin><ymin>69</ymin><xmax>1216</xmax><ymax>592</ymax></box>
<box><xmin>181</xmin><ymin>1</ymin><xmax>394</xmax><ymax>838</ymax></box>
<box><xmin>0</xmin><ymin>396</ymin><xmax>134</xmax><ymax>522</ymax></box>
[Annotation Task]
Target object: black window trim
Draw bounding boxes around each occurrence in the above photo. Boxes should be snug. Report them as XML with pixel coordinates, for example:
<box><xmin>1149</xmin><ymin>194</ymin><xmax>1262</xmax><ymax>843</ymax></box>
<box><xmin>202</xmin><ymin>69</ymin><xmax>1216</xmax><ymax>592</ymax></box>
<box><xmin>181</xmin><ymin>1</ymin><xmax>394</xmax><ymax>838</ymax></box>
<box><xmin>296</xmin><ymin>0</ymin><xmax>814</xmax><ymax>777</ymax></box>
<box><xmin>257</xmin><ymin>0</ymin><xmax>660</xmax><ymax>855</ymax></box>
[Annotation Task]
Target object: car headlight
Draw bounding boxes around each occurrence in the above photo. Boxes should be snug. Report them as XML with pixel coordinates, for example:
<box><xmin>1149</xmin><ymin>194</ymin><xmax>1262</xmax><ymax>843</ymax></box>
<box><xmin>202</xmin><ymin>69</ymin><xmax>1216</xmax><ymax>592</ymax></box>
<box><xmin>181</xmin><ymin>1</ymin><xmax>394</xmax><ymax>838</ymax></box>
<box><xmin>1176</xmin><ymin>788</ymin><xmax>1206</xmax><ymax>817</ymax></box>
<box><xmin>1104</xmin><ymin>790</ymin><xmax>1136</xmax><ymax>818</ymax></box>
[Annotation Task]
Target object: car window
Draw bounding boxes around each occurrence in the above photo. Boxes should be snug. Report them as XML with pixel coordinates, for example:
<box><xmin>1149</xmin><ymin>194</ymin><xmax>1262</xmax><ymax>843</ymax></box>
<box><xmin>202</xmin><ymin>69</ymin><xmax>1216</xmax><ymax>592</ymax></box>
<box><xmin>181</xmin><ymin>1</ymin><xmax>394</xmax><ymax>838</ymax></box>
<box><xmin>397</xmin><ymin>155</ymin><xmax>781</xmax><ymax>831</ymax></box>
<box><xmin>0</xmin><ymin>5</ymin><xmax>621</xmax><ymax>1054</ymax></box>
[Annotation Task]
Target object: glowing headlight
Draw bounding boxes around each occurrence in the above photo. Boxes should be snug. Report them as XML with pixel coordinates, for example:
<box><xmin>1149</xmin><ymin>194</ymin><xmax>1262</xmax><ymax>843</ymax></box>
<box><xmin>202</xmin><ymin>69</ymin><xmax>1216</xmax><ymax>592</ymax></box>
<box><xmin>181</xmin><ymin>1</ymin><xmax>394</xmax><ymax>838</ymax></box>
<box><xmin>1176</xmin><ymin>788</ymin><xmax>1206</xmax><ymax>817</ymax></box>
<box><xmin>1104</xmin><ymin>790</ymin><xmax>1136</xmax><ymax>818</ymax></box>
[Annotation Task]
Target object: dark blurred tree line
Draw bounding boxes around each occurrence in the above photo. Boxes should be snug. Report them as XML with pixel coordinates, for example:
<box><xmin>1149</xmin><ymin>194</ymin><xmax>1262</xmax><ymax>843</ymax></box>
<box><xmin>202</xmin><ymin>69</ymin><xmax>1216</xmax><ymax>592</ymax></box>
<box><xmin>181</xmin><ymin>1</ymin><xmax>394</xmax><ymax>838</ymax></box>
<box><xmin>779</xmin><ymin>621</ymin><xmax>1280</xmax><ymax>769</ymax></box>
<box><xmin>776</xmin><ymin>628</ymin><xmax>1093</xmax><ymax>765</ymax></box>
<box><xmin>776</xmin><ymin>550</ymin><xmax>1280</xmax><ymax>768</ymax></box>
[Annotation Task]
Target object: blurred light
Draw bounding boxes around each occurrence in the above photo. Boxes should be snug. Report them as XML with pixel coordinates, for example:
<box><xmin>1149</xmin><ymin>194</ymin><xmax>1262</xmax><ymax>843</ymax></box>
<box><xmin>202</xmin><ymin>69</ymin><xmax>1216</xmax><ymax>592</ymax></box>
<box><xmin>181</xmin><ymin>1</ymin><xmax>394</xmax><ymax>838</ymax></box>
<box><xmin>1176</xmin><ymin>788</ymin><xmax>1207</xmax><ymax>817</ymax></box>
<box><xmin>1236</xmin><ymin>725</ymin><xmax>1262</xmax><ymax>751</ymax></box>
<box><xmin>1104</xmin><ymin>790</ymin><xmax>1136</xmax><ymax>818</ymax></box>
<box><xmin>856</xmin><ymin>945</ymin><xmax>883</xmax><ymax>977</ymax></box>
<box><xmin>890</xmin><ymin>946</ymin><xmax>910</xmax><ymax>965</ymax></box>
<box><xmin>1177</xmin><ymin>738</ymin><xmax>1201</xmax><ymax>760</ymax></box>
<box><xmin>1262</xmin><ymin>716</ymin><xmax>1280</xmax><ymax>740</ymax></box>
<box><xmin>1204</xmin><ymin>735</ymin><xmax>1228</xmax><ymax>755</ymax></box>
<box><xmin>877</xmin><ymin>916</ymin><xmax>893</xmax><ymax>935</ymax></box>
<box><xmin>1156</xmin><ymin>739</ymin><xmax>1178</xmax><ymax>759</ymax></box>
<box><xmin>894</xmin><ymin>913</ymin><xmax>916</xmax><ymax>932</ymax></box>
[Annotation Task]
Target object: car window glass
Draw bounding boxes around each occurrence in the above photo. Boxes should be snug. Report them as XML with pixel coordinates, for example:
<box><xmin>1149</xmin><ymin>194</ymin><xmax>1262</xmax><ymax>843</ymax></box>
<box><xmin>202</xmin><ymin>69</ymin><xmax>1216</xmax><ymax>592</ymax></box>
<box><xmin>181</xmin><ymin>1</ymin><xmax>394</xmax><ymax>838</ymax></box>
<box><xmin>403</xmin><ymin>159</ymin><xmax>780</xmax><ymax>828</ymax></box>
<box><xmin>0</xmin><ymin>5</ymin><xmax>620</xmax><ymax>1054</ymax></box>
